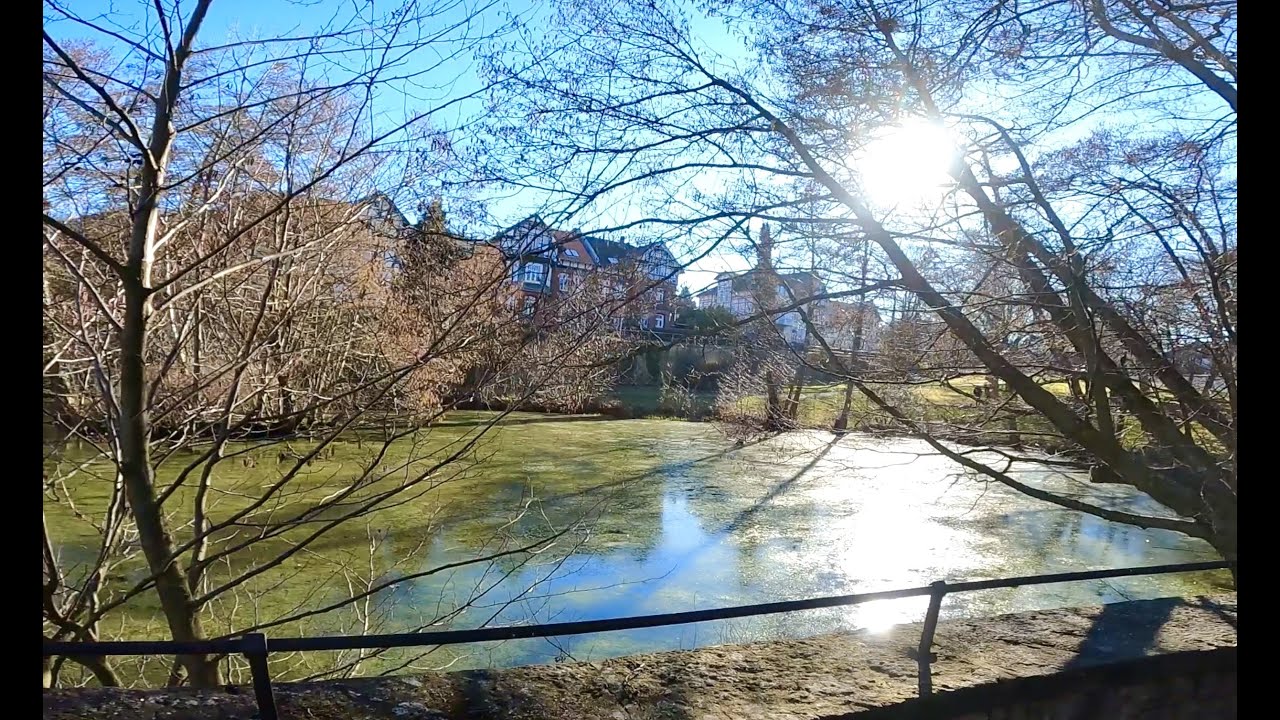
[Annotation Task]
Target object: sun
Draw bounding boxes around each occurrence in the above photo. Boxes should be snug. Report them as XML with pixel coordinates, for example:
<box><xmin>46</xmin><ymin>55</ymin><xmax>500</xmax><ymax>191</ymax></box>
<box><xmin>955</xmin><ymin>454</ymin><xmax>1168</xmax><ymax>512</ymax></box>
<box><xmin>856</xmin><ymin>119</ymin><xmax>960</xmax><ymax>209</ymax></box>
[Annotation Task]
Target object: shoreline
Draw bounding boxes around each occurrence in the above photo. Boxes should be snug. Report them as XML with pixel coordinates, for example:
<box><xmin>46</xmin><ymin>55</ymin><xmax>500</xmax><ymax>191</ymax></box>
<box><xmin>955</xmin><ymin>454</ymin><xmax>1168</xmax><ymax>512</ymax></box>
<box><xmin>44</xmin><ymin>593</ymin><xmax>1238</xmax><ymax>720</ymax></box>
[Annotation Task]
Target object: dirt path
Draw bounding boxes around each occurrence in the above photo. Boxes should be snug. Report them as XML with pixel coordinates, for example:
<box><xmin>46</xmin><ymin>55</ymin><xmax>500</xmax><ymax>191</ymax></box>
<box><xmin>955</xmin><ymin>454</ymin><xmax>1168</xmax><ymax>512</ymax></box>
<box><xmin>43</xmin><ymin>594</ymin><xmax>1236</xmax><ymax>720</ymax></box>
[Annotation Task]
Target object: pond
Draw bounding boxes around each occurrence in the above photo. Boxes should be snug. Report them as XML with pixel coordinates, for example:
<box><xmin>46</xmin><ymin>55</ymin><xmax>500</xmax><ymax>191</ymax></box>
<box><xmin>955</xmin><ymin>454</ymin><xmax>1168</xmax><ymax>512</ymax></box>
<box><xmin>44</xmin><ymin>413</ymin><xmax>1229</xmax><ymax>680</ymax></box>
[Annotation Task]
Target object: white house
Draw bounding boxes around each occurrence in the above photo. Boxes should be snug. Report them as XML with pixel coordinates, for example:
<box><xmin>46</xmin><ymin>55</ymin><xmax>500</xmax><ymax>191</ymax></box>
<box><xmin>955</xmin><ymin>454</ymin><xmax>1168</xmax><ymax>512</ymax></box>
<box><xmin>697</xmin><ymin>224</ymin><xmax>881</xmax><ymax>349</ymax></box>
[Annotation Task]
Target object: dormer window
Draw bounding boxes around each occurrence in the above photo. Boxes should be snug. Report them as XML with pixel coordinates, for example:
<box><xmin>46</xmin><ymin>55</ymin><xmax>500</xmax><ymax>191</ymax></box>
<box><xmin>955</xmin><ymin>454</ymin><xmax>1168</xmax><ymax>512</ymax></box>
<box><xmin>564</xmin><ymin>248</ymin><xmax>580</xmax><ymax>258</ymax></box>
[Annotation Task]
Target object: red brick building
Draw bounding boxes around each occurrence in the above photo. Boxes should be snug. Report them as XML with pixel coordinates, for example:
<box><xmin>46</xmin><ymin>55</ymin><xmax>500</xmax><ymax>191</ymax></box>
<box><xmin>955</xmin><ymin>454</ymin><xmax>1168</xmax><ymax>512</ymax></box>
<box><xmin>488</xmin><ymin>216</ymin><xmax>680</xmax><ymax>331</ymax></box>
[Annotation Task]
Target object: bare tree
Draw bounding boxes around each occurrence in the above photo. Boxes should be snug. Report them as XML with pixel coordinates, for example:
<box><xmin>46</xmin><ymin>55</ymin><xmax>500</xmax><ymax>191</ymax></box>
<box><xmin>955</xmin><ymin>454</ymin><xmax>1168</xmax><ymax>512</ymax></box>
<box><xmin>478</xmin><ymin>0</ymin><xmax>1235</xmax><ymax>565</ymax></box>
<box><xmin>42</xmin><ymin>0</ymin><xmax>635</xmax><ymax>688</ymax></box>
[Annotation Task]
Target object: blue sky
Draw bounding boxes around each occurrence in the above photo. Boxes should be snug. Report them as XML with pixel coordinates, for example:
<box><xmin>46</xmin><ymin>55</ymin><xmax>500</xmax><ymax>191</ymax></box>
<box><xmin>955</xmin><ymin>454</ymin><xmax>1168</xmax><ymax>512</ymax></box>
<box><xmin>47</xmin><ymin>1</ymin><xmax>1232</xmax><ymax>297</ymax></box>
<box><xmin>47</xmin><ymin>0</ymin><xmax>758</xmax><ymax>292</ymax></box>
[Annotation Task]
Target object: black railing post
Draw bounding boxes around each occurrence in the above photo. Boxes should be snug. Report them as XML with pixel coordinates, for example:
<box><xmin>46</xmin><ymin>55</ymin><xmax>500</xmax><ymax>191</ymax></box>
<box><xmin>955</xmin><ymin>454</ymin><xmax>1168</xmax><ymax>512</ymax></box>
<box><xmin>915</xmin><ymin>580</ymin><xmax>947</xmax><ymax>697</ymax></box>
<box><xmin>243</xmin><ymin>633</ymin><xmax>279</xmax><ymax>720</ymax></box>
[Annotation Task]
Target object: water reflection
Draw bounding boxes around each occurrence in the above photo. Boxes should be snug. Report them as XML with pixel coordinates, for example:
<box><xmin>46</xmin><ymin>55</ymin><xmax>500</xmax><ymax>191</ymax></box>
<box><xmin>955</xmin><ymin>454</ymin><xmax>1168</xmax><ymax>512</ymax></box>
<box><xmin>370</xmin><ymin>423</ymin><xmax>1226</xmax><ymax>668</ymax></box>
<box><xmin>46</xmin><ymin>416</ymin><xmax>1229</xmax><ymax>674</ymax></box>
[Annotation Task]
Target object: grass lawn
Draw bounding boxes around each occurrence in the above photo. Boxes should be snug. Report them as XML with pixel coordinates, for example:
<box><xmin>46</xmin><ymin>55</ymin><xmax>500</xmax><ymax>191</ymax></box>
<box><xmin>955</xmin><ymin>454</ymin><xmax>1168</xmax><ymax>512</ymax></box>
<box><xmin>611</xmin><ymin>374</ymin><xmax>1223</xmax><ymax>455</ymax></box>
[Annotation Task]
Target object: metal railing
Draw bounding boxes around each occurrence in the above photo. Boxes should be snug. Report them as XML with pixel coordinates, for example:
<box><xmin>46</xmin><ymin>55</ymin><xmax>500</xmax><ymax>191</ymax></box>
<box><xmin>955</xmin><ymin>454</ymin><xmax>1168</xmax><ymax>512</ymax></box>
<box><xmin>43</xmin><ymin>560</ymin><xmax>1232</xmax><ymax>720</ymax></box>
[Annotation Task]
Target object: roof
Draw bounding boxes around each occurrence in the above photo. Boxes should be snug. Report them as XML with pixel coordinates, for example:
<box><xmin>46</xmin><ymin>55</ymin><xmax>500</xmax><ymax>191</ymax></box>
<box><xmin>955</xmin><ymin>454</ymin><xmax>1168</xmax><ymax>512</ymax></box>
<box><xmin>359</xmin><ymin>192</ymin><xmax>409</xmax><ymax>229</ymax></box>
<box><xmin>719</xmin><ymin>269</ymin><xmax>824</xmax><ymax>296</ymax></box>
<box><xmin>492</xmin><ymin>215</ymin><xmax>678</xmax><ymax>278</ymax></box>
<box><xmin>583</xmin><ymin>236</ymin><xmax>634</xmax><ymax>266</ymax></box>
<box><xmin>491</xmin><ymin>214</ymin><xmax>546</xmax><ymax>242</ymax></box>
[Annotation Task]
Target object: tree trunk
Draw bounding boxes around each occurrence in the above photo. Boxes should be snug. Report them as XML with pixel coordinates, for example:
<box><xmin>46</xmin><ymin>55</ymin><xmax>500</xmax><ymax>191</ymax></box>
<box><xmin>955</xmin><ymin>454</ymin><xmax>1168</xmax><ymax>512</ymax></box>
<box><xmin>833</xmin><ymin>380</ymin><xmax>854</xmax><ymax>431</ymax></box>
<box><xmin>68</xmin><ymin>654</ymin><xmax>122</xmax><ymax>687</ymax></box>
<box><xmin>764</xmin><ymin>367</ymin><xmax>785</xmax><ymax>429</ymax></box>
<box><xmin>118</xmin><ymin>280</ymin><xmax>221</xmax><ymax>688</ymax></box>
<box><xmin>1090</xmin><ymin>373</ymin><xmax>1115</xmax><ymax>442</ymax></box>
<box><xmin>784</xmin><ymin>365</ymin><xmax>804</xmax><ymax>420</ymax></box>
<box><xmin>118</xmin><ymin>33</ymin><xmax>220</xmax><ymax>679</ymax></box>
<box><xmin>785</xmin><ymin>384</ymin><xmax>800</xmax><ymax>420</ymax></box>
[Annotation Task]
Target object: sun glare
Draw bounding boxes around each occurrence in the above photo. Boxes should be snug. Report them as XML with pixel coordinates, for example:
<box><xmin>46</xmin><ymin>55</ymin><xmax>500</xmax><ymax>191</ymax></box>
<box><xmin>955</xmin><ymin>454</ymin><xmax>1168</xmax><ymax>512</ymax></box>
<box><xmin>856</xmin><ymin>120</ymin><xmax>960</xmax><ymax>209</ymax></box>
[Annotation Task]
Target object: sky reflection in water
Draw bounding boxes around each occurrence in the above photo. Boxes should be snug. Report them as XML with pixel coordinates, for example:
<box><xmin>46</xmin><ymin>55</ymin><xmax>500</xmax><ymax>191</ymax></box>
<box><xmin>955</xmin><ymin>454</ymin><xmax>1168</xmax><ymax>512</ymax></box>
<box><xmin>371</xmin><ymin>420</ymin><xmax>1226</xmax><ymax>668</ymax></box>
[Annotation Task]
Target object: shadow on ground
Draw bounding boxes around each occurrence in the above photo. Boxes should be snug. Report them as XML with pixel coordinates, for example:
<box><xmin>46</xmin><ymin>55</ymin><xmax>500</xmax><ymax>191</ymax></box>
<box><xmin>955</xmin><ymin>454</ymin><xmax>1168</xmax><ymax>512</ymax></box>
<box><xmin>1063</xmin><ymin>596</ymin><xmax>1183</xmax><ymax>670</ymax></box>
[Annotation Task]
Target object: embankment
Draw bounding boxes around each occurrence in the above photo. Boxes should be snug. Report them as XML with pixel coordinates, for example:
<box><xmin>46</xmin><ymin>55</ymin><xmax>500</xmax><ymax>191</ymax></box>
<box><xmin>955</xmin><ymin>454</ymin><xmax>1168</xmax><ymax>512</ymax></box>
<box><xmin>44</xmin><ymin>594</ymin><xmax>1236</xmax><ymax>720</ymax></box>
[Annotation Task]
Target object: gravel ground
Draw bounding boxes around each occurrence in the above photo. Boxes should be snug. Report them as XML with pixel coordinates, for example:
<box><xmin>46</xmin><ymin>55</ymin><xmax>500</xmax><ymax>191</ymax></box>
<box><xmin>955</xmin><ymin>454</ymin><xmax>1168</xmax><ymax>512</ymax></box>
<box><xmin>43</xmin><ymin>594</ymin><xmax>1237</xmax><ymax>720</ymax></box>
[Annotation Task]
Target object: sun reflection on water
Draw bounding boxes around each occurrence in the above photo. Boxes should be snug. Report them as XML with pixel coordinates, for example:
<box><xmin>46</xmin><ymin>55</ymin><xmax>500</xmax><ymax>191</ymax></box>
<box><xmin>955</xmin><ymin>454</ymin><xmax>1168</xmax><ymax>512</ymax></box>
<box><xmin>847</xmin><ymin>597</ymin><xmax>929</xmax><ymax>634</ymax></box>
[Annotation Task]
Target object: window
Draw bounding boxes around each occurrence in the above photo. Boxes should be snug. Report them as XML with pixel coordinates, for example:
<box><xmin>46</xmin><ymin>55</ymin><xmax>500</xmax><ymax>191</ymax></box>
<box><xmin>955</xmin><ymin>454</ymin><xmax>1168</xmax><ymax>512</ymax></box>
<box><xmin>522</xmin><ymin>297</ymin><xmax>536</xmax><ymax>316</ymax></box>
<box><xmin>640</xmin><ymin>317</ymin><xmax>649</xmax><ymax>329</ymax></box>
<box><xmin>655</xmin><ymin>315</ymin><xmax>665</xmax><ymax>329</ymax></box>
<box><xmin>523</xmin><ymin>263</ymin><xmax>544</xmax><ymax>284</ymax></box>
<box><xmin>608</xmin><ymin>258</ymin><xmax>619</xmax><ymax>265</ymax></box>
<box><xmin>559</xmin><ymin>274</ymin><xmax>569</xmax><ymax>292</ymax></box>
<box><xmin>564</xmin><ymin>248</ymin><xmax>580</xmax><ymax>258</ymax></box>
<box><xmin>612</xmin><ymin>317</ymin><xmax>623</xmax><ymax>330</ymax></box>
<box><xmin>656</xmin><ymin>289</ymin><xmax>665</xmax><ymax>303</ymax></box>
